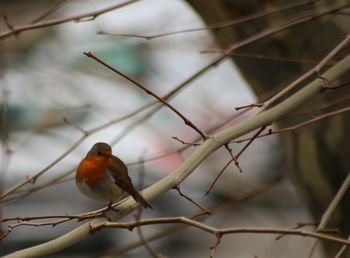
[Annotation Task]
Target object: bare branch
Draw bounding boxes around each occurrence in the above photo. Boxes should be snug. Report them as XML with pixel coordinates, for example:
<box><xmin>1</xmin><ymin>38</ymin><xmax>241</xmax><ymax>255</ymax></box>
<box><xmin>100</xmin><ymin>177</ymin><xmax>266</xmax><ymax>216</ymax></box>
<box><xmin>0</xmin><ymin>136</ymin><xmax>85</xmax><ymax>200</ymax></box>
<box><xmin>134</xmin><ymin>207</ymin><xmax>161</xmax><ymax>258</ymax></box>
<box><xmin>171</xmin><ymin>136</ymin><xmax>200</xmax><ymax>146</ymax></box>
<box><xmin>29</xmin><ymin>0</ymin><xmax>68</xmax><ymax>24</ymax></box>
<box><xmin>235</xmin><ymin>103</ymin><xmax>263</xmax><ymax>111</ymax></box>
<box><xmin>174</xmin><ymin>186</ymin><xmax>211</xmax><ymax>214</ymax></box>
<box><xmin>97</xmin><ymin>0</ymin><xmax>317</xmax><ymax>40</ymax></box>
<box><xmin>63</xmin><ymin>117</ymin><xmax>88</xmax><ymax>135</ymax></box>
<box><xmin>210</xmin><ymin>231</ymin><xmax>223</xmax><ymax>258</ymax></box>
<box><xmin>0</xmin><ymin>0</ymin><xmax>139</xmax><ymax>40</ymax></box>
<box><xmin>90</xmin><ymin>216</ymin><xmax>350</xmax><ymax>247</ymax></box>
<box><xmin>306</xmin><ymin>172</ymin><xmax>350</xmax><ymax>257</ymax></box>
<box><xmin>235</xmin><ymin>105</ymin><xmax>350</xmax><ymax>143</ymax></box>
<box><xmin>334</xmin><ymin>235</ymin><xmax>350</xmax><ymax>258</ymax></box>
<box><xmin>260</xmin><ymin>34</ymin><xmax>350</xmax><ymax>111</ymax></box>
<box><xmin>84</xmin><ymin>51</ymin><xmax>208</xmax><ymax>140</ymax></box>
<box><xmin>0</xmin><ymin>12</ymin><xmax>14</xmax><ymax>31</ymax></box>
<box><xmin>206</xmin><ymin>126</ymin><xmax>266</xmax><ymax>195</ymax></box>
<box><xmin>200</xmin><ymin>51</ymin><xmax>338</xmax><ymax>67</ymax></box>
<box><xmin>276</xmin><ymin>222</ymin><xmax>319</xmax><ymax>240</ymax></box>
<box><xmin>224</xmin><ymin>143</ymin><xmax>242</xmax><ymax>172</ymax></box>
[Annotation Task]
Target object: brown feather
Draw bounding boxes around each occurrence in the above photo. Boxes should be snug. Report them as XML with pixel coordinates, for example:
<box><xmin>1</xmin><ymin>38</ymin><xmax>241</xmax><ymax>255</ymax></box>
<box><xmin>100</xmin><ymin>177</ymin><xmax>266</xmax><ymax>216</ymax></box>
<box><xmin>109</xmin><ymin>156</ymin><xmax>152</xmax><ymax>209</ymax></box>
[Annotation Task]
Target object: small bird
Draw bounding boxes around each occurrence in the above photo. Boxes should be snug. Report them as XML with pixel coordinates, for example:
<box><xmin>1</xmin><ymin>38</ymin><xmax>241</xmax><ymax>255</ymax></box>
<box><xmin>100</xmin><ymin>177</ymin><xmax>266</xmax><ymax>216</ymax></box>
<box><xmin>76</xmin><ymin>142</ymin><xmax>152</xmax><ymax>209</ymax></box>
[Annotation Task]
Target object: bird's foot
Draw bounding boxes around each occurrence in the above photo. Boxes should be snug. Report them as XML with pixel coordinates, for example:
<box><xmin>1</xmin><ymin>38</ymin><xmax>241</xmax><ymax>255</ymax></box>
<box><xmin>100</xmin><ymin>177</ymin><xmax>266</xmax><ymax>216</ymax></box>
<box><xmin>102</xmin><ymin>202</ymin><xmax>119</xmax><ymax>221</ymax></box>
<box><xmin>107</xmin><ymin>201</ymin><xmax>119</xmax><ymax>212</ymax></box>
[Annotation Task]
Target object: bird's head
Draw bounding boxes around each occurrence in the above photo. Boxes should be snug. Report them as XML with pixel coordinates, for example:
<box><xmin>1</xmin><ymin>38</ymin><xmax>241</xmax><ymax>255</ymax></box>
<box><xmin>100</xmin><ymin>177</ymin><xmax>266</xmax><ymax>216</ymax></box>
<box><xmin>86</xmin><ymin>142</ymin><xmax>112</xmax><ymax>157</ymax></box>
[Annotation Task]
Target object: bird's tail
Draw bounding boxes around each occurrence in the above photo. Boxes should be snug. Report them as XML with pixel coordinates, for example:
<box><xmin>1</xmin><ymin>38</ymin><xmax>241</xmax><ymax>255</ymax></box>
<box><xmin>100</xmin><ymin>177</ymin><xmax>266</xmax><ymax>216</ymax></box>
<box><xmin>132</xmin><ymin>190</ymin><xmax>152</xmax><ymax>209</ymax></box>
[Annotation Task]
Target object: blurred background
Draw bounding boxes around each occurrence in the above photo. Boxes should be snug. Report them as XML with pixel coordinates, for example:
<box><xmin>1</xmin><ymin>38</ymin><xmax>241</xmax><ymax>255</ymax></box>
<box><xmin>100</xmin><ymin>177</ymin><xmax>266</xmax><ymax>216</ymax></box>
<box><xmin>0</xmin><ymin>0</ymin><xmax>327</xmax><ymax>257</ymax></box>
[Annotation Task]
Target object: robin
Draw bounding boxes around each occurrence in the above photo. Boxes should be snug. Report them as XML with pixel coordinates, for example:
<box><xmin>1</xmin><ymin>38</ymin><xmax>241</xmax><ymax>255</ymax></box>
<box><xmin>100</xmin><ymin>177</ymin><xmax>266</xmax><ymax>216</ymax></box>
<box><xmin>76</xmin><ymin>142</ymin><xmax>152</xmax><ymax>209</ymax></box>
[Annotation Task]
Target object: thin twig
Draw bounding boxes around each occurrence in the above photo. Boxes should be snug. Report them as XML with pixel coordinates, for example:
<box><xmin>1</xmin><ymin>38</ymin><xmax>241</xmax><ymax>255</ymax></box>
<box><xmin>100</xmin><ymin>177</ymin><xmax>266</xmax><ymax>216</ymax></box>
<box><xmin>84</xmin><ymin>51</ymin><xmax>208</xmax><ymax>140</ymax></box>
<box><xmin>322</xmin><ymin>81</ymin><xmax>350</xmax><ymax>91</ymax></box>
<box><xmin>0</xmin><ymin>173</ymin><xmax>283</xmax><ymax>241</ymax></box>
<box><xmin>235</xmin><ymin>106</ymin><xmax>350</xmax><ymax>143</ymax></box>
<box><xmin>134</xmin><ymin>208</ymin><xmax>161</xmax><ymax>258</ymax></box>
<box><xmin>0</xmin><ymin>100</ymin><xmax>250</xmax><ymax>202</ymax></box>
<box><xmin>288</xmin><ymin>94</ymin><xmax>350</xmax><ymax>117</ymax></box>
<box><xmin>236</xmin><ymin>126</ymin><xmax>267</xmax><ymax>160</ymax></box>
<box><xmin>0</xmin><ymin>136</ymin><xmax>85</xmax><ymax>200</ymax></box>
<box><xmin>334</xmin><ymin>235</ymin><xmax>350</xmax><ymax>258</ymax></box>
<box><xmin>1</xmin><ymin>217</ymin><xmax>73</xmax><ymax>241</ymax></box>
<box><xmin>0</xmin><ymin>0</ymin><xmax>139</xmax><ymax>40</ymax></box>
<box><xmin>6</xmin><ymin>107</ymin><xmax>254</xmax><ymax>203</ymax></box>
<box><xmin>99</xmin><ymin>174</ymin><xmax>284</xmax><ymax>257</ymax></box>
<box><xmin>200</xmin><ymin>51</ymin><xmax>338</xmax><ymax>67</ymax></box>
<box><xmin>174</xmin><ymin>186</ymin><xmax>211</xmax><ymax>214</ymax></box>
<box><xmin>205</xmin><ymin>158</ymin><xmax>236</xmax><ymax>196</ymax></box>
<box><xmin>315</xmin><ymin>71</ymin><xmax>336</xmax><ymax>88</ymax></box>
<box><xmin>259</xmin><ymin>34</ymin><xmax>350</xmax><ymax>111</ymax></box>
<box><xmin>98</xmin><ymin>0</ymin><xmax>317</xmax><ymax>40</ymax></box>
<box><xmin>88</xmin><ymin>4</ymin><xmax>350</xmax><ymax>151</ymax></box>
<box><xmin>276</xmin><ymin>222</ymin><xmax>318</xmax><ymax>240</ymax></box>
<box><xmin>101</xmin><ymin>1</ymin><xmax>347</xmax><ymax>152</ymax></box>
<box><xmin>306</xmin><ymin>172</ymin><xmax>350</xmax><ymax>258</ymax></box>
<box><xmin>0</xmin><ymin>91</ymin><xmax>161</xmax><ymax>200</ymax></box>
<box><xmin>90</xmin><ymin>216</ymin><xmax>350</xmax><ymax>247</ymax></box>
<box><xmin>235</xmin><ymin>103</ymin><xmax>263</xmax><ymax>111</ymax></box>
<box><xmin>224</xmin><ymin>143</ymin><xmax>242</xmax><ymax>172</ymax></box>
<box><xmin>210</xmin><ymin>232</ymin><xmax>223</xmax><ymax>258</ymax></box>
<box><xmin>29</xmin><ymin>0</ymin><xmax>68</xmax><ymax>24</ymax></box>
<box><xmin>0</xmin><ymin>12</ymin><xmax>14</xmax><ymax>31</ymax></box>
<box><xmin>171</xmin><ymin>136</ymin><xmax>200</xmax><ymax>146</ymax></box>
<box><xmin>15</xmin><ymin>3</ymin><xmax>340</xmax><ymax>204</ymax></box>
<box><xmin>98</xmin><ymin>223</ymin><xmax>183</xmax><ymax>257</ymax></box>
<box><xmin>133</xmin><ymin>150</ymin><xmax>161</xmax><ymax>258</ymax></box>
<box><xmin>206</xmin><ymin>126</ymin><xmax>266</xmax><ymax>195</ymax></box>
<box><xmin>63</xmin><ymin>117</ymin><xmax>88</xmax><ymax>135</ymax></box>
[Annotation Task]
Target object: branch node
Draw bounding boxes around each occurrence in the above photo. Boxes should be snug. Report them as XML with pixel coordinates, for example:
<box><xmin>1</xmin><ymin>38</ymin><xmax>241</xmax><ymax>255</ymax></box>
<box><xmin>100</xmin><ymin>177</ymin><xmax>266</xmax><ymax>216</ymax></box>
<box><xmin>63</xmin><ymin>117</ymin><xmax>88</xmax><ymax>135</ymax></box>
<box><xmin>174</xmin><ymin>186</ymin><xmax>211</xmax><ymax>214</ymax></box>
<box><xmin>210</xmin><ymin>231</ymin><xmax>223</xmax><ymax>258</ymax></box>
<box><xmin>235</xmin><ymin>103</ymin><xmax>263</xmax><ymax>111</ymax></box>
<box><xmin>89</xmin><ymin>222</ymin><xmax>99</xmax><ymax>234</ymax></box>
<box><xmin>315</xmin><ymin>71</ymin><xmax>336</xmax><ymax>90</ymax></box>
<box><xmin>171</xmin><ymin>136</ymin><xmax>200</xmax><ymax>146</ymax></box>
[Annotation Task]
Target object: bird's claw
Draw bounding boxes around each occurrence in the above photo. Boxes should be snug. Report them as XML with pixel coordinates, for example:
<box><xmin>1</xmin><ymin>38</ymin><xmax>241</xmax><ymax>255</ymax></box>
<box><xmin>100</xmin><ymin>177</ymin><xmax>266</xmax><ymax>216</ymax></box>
<box><xmin>101</xmin><ymin>202</ymin><xmax>119</xmax><ymax>221</ymax></box>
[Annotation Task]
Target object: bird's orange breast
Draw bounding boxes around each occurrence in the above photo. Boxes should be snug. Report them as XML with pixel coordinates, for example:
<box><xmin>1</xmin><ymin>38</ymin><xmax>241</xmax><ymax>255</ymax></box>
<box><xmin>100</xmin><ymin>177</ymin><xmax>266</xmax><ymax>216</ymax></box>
<box><xmin>76</xmin><ymin>156</ymin><xmax>112</xmax><ymax>186</ymax></box>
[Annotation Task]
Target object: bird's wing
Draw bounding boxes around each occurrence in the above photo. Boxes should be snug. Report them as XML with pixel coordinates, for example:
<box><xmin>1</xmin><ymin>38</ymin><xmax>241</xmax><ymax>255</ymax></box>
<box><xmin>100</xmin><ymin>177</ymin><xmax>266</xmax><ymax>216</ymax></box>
<box><xmin>108</xmin><ymin>155</ymin><xmax>152</xmax><ymax>209</ymax></box>
<box><xmin>108</xmin><ymin>156</ymin><xmax>136</xmax><ymax>195</ymax></box>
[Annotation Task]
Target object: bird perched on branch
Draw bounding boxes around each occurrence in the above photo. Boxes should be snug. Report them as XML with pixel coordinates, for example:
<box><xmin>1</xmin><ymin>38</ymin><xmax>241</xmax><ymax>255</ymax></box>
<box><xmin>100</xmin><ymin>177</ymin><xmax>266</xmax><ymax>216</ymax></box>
<box><xmin>76</xmin><ymin>142</ymin><xmax>152</xmax><ymax>209</ymax></box>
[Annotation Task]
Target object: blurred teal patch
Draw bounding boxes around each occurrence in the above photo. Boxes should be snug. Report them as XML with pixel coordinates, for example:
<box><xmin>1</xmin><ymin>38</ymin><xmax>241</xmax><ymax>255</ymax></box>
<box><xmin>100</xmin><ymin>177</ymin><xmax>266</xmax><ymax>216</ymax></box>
<box><xmin>0</xmin><ymin>104</ymin><xmax>89</xmax><ymax>132</ymax></box>
<box><xmin>91</xmin><ymin>40</ymin><xmax>146</xmax><ymax>77</ymax></box>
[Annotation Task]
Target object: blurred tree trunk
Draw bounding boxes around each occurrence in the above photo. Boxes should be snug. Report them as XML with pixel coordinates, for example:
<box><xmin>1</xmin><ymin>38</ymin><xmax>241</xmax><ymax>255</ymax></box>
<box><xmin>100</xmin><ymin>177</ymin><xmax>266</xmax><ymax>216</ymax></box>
<box><xmin>188</xmin><ymin>0</ymin><xmax>350</xmax><ymax>256</ymax></box>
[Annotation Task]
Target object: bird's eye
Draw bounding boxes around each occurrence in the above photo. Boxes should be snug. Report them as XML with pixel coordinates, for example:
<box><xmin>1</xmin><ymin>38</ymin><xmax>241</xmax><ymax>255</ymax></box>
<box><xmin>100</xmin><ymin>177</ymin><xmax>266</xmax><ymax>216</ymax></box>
<box><xmin>97</xmin><ymin>151</ymin><xmax>103</xmax><ymax>155</ymax></box>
